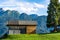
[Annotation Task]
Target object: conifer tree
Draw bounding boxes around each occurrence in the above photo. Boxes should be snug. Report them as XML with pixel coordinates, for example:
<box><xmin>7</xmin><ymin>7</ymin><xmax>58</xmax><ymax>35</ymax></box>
<box><xmin>47</xmin><ymin>0</ymin><xmax>59</xmax><ymax>32</ymax></box>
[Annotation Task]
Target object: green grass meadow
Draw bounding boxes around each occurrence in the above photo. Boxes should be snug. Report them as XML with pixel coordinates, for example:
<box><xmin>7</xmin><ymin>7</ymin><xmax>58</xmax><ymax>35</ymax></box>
<box><xmin>1</xmin><ymin>33</ymin><xmax>60</xmax><ymax>40</ymax></box>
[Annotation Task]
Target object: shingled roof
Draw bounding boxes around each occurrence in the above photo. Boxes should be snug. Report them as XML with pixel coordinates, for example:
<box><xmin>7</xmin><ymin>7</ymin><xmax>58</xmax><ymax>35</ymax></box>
<box><xmin>7</xmin><ymin>20</ymin><xmax>37</xmax><ymax>26</ymax></box>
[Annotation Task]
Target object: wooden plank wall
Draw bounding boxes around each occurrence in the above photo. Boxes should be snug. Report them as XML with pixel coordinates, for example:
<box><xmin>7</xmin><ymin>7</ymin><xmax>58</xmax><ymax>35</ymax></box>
<box><xmin>26</xmin><ymin>26</ymin><xmax>36</xmax><ymax>34</ymax></box>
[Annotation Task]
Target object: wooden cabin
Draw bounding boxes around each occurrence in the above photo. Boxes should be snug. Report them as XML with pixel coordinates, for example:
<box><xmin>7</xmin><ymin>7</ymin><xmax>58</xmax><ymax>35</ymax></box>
<box><xmin>6</xmin><ymin>20</ymin><xmax>37</xmax><ymax>34</ymax></box>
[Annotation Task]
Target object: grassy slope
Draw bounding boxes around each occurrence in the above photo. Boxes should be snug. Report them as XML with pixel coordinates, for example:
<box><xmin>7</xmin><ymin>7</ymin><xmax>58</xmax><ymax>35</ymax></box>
<box><xmin>1</xmin><ymin>33</ymin><xmax>60</xmax><ymax>40</ymax></box>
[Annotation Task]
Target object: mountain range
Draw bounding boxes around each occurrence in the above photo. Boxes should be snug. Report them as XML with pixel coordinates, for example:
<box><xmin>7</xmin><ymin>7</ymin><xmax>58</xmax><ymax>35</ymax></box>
<box><xmin>0</xmin><ymin>8</ymin><xmax>53</xmax><ymax>34</ymax></box>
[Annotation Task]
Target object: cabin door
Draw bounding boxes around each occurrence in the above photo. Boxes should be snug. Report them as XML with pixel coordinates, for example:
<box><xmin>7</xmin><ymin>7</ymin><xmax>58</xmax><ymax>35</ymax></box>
<box><xmin>19</xmin><ymin>26</ymin><xmax>26</xmax><ymax>34</ymax></box>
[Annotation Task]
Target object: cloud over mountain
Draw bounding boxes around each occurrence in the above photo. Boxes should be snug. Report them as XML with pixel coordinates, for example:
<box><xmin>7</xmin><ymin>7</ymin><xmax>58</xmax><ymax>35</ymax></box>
<box><xmin>0</xmin><ymin>0</ymin><xmax>50</xmax><ymax>16</ymax></box>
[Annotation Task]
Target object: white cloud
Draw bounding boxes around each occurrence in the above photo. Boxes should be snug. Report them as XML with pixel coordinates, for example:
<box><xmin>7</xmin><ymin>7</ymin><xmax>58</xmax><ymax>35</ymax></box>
<box><xmin>34</xmin><ymin>3</ymin><xmax>45</xmax><ymax>8</ymax></box>
<box><xmin>0</xmin><ymin>0</ymin><xmax>47</xmax><ymax>15</ymax></box>
<box><xmin>3</xmin><ymin>7</ymin><xmax>17</xmax><ymax>10</ymax></box>
<box><xmin>59</xmin><ymin>0</ymin><xmax>60</xmax><ymax>3</ymax></box>
<box><xmin>46</xmin><ymin>0</ymin><xmax>50</xmax><ymax>4</ymax></box>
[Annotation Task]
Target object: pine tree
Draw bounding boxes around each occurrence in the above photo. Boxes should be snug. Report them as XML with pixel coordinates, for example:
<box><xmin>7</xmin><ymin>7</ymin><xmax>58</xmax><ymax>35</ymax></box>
<box><xmin>47</xmin><ymin>0</ymin><xmax>59</xmax><ymax>32</ymax></box>
<box><xmin>47</xmin><ymin>0</ymin><xmax>56</xmax><ymax>27</ymax></box>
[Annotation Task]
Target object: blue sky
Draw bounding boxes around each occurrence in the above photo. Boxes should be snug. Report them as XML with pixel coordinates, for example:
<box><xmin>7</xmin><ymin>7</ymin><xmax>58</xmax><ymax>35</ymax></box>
<box><xmin>0</xmin><ymin>0</ymin><xmax>50</xmax><ymax>16</ymax></box>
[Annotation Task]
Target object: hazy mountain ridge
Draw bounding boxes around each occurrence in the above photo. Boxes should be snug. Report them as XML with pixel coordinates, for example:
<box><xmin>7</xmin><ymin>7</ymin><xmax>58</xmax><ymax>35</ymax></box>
<box><xmin>0</xmin><ymin>8</ymin><xmax>50</xmax><ymax>33</ymax></box>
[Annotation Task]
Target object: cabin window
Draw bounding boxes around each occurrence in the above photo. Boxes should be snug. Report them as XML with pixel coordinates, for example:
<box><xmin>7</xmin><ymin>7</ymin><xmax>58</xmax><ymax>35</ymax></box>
<box><xmin>9</xmin><ymin>30</ymin><xmax>21</xmax><ymax>34</ymax></box>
